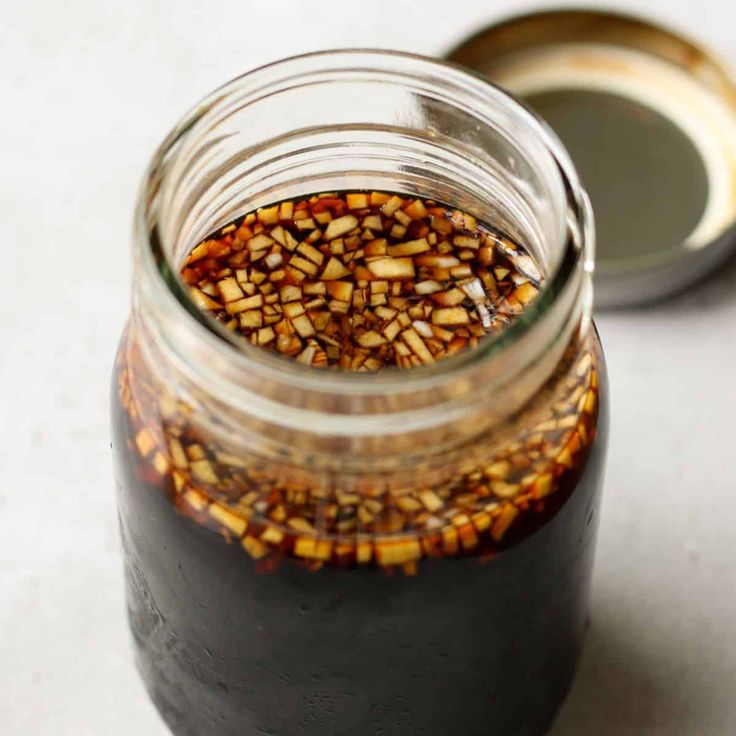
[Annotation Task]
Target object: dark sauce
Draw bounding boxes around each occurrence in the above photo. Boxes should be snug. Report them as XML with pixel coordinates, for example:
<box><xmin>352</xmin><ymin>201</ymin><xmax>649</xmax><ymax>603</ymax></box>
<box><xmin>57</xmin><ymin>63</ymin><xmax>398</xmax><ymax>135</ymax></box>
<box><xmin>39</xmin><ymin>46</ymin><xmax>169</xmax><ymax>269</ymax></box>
<box><xmin>112</xmin><ymin>190</ymin><xmax>608</xmax><ymax>735</ymax></box>
<box><xmin>113</xmin><ymin>388</ymin><xmax>607</xmax><ymax>735</ymax></box>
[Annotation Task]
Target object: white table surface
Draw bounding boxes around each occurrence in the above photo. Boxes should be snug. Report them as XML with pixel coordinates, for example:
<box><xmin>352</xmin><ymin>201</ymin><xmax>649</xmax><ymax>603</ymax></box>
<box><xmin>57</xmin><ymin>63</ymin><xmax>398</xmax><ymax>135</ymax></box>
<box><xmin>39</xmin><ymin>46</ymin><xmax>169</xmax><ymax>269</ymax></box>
<box><xmin>1</xmin><ymin>1</ymin><xmax>735</xmax><ymax>734</ymax></box>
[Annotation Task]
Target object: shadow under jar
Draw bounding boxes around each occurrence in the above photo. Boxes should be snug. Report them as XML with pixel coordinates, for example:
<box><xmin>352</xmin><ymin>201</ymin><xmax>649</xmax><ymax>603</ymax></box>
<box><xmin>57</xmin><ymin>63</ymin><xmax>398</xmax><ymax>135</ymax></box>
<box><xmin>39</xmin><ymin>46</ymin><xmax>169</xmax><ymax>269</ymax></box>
<box><xmin>111</xmin><ymin>51</ymin><xmax>608</xmax><ymax>736</ymax></box>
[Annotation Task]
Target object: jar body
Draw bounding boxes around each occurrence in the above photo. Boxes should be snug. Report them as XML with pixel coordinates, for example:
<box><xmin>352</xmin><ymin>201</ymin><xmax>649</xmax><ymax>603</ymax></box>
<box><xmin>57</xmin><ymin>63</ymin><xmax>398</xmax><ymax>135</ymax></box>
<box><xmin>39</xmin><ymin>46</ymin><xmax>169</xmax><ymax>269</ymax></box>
<box><xmin>115</xmin><ymin>49</ymin><xmax>607</xmax><ymax>736</ymax></box>
<box><xmin>112</xmin><ymin>322</ymin><xmax>607</xmax><ymax>736</ymax></box>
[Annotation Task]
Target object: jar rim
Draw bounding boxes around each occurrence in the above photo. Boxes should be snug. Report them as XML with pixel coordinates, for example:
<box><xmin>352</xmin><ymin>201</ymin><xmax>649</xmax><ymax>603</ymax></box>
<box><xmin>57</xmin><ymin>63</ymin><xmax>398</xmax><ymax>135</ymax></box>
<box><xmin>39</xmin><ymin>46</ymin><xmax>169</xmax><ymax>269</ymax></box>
<box><xmin>134</xmin><ymin>48</ymin><xmax>592</xmax><ymax>407</ymax></box>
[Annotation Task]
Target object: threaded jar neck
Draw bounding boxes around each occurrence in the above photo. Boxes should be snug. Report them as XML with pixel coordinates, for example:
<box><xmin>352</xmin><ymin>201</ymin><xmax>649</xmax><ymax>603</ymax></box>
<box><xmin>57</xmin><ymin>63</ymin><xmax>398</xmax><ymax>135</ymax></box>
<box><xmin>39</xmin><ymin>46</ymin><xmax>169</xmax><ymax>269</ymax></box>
<box><xmin>131</xmin><ymin>50</ymin><xmax>593</xmax><ymax>466</ymax></box>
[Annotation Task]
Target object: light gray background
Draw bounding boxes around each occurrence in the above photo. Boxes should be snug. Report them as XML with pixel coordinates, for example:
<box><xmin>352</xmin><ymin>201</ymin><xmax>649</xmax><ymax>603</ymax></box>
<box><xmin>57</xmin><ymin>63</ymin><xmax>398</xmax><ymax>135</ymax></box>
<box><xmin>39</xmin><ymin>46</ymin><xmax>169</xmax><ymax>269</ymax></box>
<box><xmin>1</xmin><ymin>1</ymin><xmax>735</xmax><ymax>734</ymax></box>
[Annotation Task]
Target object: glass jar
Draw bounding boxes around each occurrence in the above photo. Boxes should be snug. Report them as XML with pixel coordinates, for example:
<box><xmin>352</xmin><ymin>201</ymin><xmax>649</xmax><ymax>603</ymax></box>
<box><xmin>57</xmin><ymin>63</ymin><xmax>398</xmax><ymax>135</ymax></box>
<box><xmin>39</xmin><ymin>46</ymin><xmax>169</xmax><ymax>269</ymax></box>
<box><xmin>112</xmin><ymin>50</ymin><xmax>607</xmax><ymax>736</ymax></box>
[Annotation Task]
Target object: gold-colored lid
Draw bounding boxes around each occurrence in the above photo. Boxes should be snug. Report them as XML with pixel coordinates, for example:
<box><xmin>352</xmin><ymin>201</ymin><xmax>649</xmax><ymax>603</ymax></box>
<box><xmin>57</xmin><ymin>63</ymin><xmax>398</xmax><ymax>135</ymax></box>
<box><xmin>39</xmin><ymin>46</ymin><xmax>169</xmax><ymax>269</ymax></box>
<box><xmin>446</xmin><ymin>9</ymin><xmax>736</xmax><ymax>308</ymax></box>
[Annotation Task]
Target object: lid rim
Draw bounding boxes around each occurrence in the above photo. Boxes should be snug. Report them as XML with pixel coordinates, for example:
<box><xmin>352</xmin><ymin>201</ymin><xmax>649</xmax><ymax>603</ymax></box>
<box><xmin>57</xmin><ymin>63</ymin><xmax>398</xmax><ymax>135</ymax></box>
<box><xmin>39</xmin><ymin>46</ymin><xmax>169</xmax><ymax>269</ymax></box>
<box><xmin>445</xmin><ymin>8</ymin><xmax>736</xmax><ymax>309</ymax></box>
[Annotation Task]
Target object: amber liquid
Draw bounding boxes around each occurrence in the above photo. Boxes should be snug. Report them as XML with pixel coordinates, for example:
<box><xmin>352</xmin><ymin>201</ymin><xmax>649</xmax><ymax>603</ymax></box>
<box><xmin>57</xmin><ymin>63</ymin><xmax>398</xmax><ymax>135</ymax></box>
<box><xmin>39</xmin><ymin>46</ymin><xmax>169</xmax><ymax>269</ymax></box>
<box><xmin>115</xmin><ymin>191</ymin><xmax>607</xmax><ymax>734</ymax></box>
<box><xmin>112</xmin><ymin>364</ymin><xmax>607</xmax><ymax>735</ymax></box>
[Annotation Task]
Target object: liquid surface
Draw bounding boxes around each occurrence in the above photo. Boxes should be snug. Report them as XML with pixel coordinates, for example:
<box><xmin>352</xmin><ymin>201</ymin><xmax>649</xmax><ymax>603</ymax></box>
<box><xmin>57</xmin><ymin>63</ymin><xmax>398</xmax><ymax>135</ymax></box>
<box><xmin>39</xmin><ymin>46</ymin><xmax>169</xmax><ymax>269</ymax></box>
<box><xmin>180</xmin><ymin>192</ymin><xmax>542</xmax><ymax>369</ymax></box>
<box><xmin>526</xmin><ymin>88</ymin><xmax>709</xmax><ymax>263</ymax></box>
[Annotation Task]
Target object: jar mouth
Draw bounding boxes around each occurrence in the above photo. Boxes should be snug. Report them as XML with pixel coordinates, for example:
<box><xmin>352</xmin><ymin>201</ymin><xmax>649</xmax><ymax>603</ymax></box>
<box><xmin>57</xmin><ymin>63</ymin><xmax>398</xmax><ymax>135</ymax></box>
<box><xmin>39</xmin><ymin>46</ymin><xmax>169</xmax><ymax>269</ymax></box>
<box><xmin>134</xmin><ymin>49</ymin><xmax>591</xmax><ymax>408</ymax></box>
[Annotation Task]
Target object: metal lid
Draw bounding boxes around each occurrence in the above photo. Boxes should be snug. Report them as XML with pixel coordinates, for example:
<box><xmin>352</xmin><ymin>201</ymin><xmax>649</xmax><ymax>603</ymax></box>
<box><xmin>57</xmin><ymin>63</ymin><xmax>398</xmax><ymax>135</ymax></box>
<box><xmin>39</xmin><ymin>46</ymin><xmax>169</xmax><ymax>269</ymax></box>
<box><xmin>446</xmin><ymin>9</ymin><xmax>736</xmax><ymax>308</ymax></box>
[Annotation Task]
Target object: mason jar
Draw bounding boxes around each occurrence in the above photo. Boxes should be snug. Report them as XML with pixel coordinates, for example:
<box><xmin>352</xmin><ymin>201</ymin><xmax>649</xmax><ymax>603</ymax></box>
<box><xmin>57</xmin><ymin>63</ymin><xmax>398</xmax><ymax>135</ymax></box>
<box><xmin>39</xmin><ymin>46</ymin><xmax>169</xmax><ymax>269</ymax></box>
<box><xmin>111</xmin><ymin>50</ymin><xmax>608</xmax><ymax>736</ymax></box>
